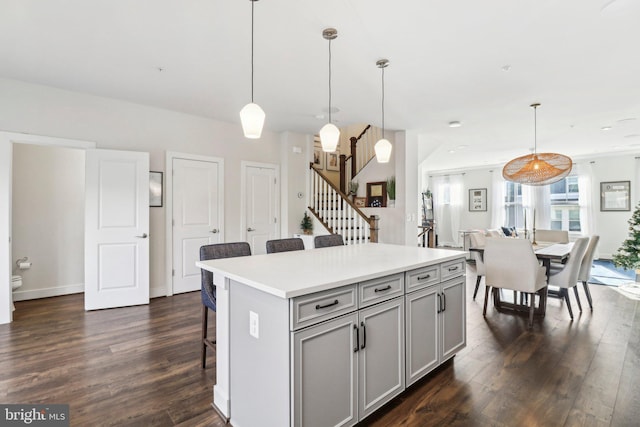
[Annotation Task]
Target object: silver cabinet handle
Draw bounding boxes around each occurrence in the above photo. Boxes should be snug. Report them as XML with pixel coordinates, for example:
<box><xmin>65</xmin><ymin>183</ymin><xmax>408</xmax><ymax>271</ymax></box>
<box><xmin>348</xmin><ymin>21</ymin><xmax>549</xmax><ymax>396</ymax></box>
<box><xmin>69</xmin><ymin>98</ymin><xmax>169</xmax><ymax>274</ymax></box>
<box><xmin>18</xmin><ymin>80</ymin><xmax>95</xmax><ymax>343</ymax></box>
<box><xmin>247</xmin><ymin>227</ymin><xmax>255</xmax><ymax>232</ymax></box>
<box><xmin>210</xmin><ymin>229</ymin><xmax>219</xmax><ymax>234</ymax></box>
<box><xmin>136</xmin><ymin>233</ymin><xmax>148</xmax><ymax>238</ymax></box>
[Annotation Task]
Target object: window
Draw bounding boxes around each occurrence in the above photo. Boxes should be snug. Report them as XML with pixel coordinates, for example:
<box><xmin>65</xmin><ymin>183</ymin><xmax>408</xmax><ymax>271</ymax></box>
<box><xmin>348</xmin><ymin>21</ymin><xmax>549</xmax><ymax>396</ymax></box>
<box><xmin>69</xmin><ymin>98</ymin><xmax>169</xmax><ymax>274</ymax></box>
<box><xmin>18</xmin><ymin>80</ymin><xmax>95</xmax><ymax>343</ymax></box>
<box><xmin>504</xmin><ymin>181</ymin><xmax>524</xmax><ymax>228</ymax></box>
<box><xmin>549</xmin><ymin>176</ymin><xmax>580</xmax><ymax>232</ymax></box>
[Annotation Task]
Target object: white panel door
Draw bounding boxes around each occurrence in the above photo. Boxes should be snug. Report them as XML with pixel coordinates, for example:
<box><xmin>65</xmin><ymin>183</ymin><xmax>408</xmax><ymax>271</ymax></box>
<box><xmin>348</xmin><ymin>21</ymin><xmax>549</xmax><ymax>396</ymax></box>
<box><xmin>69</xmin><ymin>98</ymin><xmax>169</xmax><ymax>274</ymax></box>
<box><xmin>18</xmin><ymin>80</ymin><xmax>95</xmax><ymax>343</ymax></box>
<box><xmin>244</xmin><ymin>164</ymin><xmax>278</xmax><ymax>255</ymax></box>
<box><xmin>172</xmin><ymin>158</ymin><xmax>222</xmax><ymax>294</ymax></box>
<box><xmin>85</xmin><ymin>149</ymin><xmax>149</xmax><ymax>310</ymax></box>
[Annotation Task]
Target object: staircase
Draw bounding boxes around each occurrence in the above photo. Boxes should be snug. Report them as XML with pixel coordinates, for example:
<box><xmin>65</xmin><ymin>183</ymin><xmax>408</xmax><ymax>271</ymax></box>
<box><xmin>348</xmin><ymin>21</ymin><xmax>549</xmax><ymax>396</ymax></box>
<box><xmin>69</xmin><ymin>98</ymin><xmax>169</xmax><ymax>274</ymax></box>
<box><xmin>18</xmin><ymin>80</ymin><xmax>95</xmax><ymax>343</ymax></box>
<box><xmin>309</xmin><ymin>164</ymin><xmax>378</xmax><ymax>244</ymax></box>
<box><xmin>339</xmin><ymin>125</ymin><xmax>382</xmax><ymax>193</ymax></box>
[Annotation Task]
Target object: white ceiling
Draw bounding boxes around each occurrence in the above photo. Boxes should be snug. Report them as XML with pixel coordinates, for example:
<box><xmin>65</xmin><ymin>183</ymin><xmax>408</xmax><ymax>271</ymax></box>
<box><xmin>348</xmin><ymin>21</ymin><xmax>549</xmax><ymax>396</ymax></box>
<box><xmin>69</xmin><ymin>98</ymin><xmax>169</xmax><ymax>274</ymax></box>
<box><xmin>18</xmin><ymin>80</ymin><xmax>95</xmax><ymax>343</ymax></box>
<box><xmin>1</xmin><ymin>0</ymin><xmax>639</xmax><ymax>171</ymax></box>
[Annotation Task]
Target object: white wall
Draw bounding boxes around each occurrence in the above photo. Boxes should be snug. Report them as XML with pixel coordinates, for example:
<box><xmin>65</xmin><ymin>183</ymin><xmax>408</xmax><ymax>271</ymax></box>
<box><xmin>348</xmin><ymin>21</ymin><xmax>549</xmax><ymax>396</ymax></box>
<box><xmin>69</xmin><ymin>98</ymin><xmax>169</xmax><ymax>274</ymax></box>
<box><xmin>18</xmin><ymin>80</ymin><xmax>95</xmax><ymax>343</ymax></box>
<box><xmin>12</xmin><ymin>144</ymin><xmax>85</xmax><ymax>300</ymax></box>
<box><xmin>0</xmin><ymin>77</ymin><xmax>310</xmax><ymax>313</ymax></box>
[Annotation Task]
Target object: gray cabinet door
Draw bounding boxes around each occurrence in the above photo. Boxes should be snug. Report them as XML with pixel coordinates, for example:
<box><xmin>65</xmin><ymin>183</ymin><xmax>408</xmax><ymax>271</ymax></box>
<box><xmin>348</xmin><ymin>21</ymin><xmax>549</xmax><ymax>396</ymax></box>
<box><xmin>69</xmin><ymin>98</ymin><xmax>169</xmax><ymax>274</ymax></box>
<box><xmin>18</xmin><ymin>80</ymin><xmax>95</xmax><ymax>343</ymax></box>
<box><xmin>405</xmin><ymin>285</ymin><xmax>439</xmax><ymax>386</ymax></box>
<box><xmin>358</xmin><ymin>297</ymin><xmax>405</xmax><ymax>420</ymax></box>
<box><xmin>440</xmin><ymin>277</ymin><xmax>466</xmax><ymax>362</ymax></box>
<box><xmin>292</xmin><ymin>313</ymin><xmax>358</xmax><ymax>427</ymax></box>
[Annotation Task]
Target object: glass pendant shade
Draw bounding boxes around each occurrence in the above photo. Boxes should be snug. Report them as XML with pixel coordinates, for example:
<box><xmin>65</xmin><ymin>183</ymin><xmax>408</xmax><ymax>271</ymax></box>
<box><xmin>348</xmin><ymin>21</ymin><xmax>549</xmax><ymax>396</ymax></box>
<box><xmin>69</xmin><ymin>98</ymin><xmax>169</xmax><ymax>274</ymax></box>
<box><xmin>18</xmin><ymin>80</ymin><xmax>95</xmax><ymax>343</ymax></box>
<box><xmin>319</xmin><ymin>123</ymin><xmax>340</xmax><ymax>152</ymax></box>
<box><xmin>240</xmin><ymin>102</ymin><xmax>265</xmax><ymax>139</ymax></box>
<box><xmin>374</xmin><ymin>138</ymin><xmax>392</xmax><ymax>163</ymax></box>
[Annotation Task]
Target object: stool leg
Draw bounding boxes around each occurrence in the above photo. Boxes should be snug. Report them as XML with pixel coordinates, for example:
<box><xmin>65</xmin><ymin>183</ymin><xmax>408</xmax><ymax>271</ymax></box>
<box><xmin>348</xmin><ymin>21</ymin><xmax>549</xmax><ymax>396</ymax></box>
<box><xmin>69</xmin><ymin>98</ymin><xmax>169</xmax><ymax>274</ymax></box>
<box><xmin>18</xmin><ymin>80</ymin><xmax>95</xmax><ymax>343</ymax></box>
<box><xmin>201</xmin><ymin>305</ymin><xmax>208</xmax><ymax>369</ymax></box>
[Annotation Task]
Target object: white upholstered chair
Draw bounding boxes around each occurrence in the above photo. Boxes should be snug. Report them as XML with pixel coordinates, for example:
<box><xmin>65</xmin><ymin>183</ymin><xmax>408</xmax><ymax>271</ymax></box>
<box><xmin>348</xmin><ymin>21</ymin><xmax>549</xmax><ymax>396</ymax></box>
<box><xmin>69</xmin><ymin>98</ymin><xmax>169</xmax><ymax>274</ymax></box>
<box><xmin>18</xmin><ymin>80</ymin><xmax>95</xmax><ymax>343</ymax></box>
<box><xmin>484</xmin><ymin>238</ymin><xmax>548</xmax><ymax>328</ymax></box>
<box><xmin>534</xmin><ymin>229</ymin><xmax>569</xmax><ymax>244</ymax></box>
<box><xmin>576</xmin><ymin>235</ymin><xmax>599</xmax><ymax>311</ymax></box>
<box><xmin>548</xmin><ymin>237</ymin><xmax>590</xmax><ymax>319</ymax></box>
<box><xmin>468</xmin><ymin>232</ymin><xmax>486</xmax><ymax>300</ymax></box>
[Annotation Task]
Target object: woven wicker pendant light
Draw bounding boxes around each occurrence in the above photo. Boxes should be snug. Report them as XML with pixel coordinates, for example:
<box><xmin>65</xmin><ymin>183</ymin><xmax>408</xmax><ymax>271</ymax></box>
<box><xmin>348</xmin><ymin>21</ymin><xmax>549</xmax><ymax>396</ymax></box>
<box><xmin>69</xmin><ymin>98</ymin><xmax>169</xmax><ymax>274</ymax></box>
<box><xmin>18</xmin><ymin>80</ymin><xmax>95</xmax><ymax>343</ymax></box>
<box><xmin>502</xmin><ymin>103</ymin><xmax>572</xmax><ymax>186</ymax></box>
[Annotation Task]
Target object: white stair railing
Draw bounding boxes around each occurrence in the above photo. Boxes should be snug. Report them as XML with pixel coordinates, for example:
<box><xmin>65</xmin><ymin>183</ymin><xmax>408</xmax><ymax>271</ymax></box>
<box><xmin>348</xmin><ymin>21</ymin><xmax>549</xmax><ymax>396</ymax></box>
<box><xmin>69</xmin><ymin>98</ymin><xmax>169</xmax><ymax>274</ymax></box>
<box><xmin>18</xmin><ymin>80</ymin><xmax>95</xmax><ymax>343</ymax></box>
<box><xmin>310</xmin><ymin>166</ymin><xmax>378</xmax><ymax>244</ymax></box>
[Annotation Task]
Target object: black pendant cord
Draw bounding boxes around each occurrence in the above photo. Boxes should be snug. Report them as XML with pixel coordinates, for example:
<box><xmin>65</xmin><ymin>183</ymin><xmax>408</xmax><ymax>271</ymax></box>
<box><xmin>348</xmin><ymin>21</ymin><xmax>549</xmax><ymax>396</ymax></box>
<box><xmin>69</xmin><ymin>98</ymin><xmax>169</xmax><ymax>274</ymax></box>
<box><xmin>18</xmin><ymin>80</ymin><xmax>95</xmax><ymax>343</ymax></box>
<box><xmin>250</xmin><ymin>0</ymin><xmax>255</xmax><ymax>103</ymax></box>
<box><xmin>381</xmin><ymin>65</ymin><xmax>385</xmax><ymax>140</ymax></box>
<box><xmin>328</xmin><ymin>38</ymin><xmax>332</xmax><ymax>124</ymax></box>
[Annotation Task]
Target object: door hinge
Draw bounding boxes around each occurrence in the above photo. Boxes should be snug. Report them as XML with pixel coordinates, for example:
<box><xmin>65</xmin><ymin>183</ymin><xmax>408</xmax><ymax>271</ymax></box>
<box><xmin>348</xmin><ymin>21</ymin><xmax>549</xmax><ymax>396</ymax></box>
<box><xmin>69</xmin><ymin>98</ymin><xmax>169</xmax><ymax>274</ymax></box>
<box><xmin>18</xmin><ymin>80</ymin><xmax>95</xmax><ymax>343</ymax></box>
<box><xmin>172</xmin><ymin>219</ymin><xmax>175</xmax><ymax>226</ymax></box>
<box><xmin>274</xmin><ymin>177</ymin><xmax>277</xmax><ymax>185</ymax></box>
<box><xmin>172</xmin><ymin>269</ymin><xmax>175</xmax><ymax>277</ymax></box>
<box><xmin>274</xmin><ymin>217</ymin><xmax>277</xmax><ymax>223</ymax></box>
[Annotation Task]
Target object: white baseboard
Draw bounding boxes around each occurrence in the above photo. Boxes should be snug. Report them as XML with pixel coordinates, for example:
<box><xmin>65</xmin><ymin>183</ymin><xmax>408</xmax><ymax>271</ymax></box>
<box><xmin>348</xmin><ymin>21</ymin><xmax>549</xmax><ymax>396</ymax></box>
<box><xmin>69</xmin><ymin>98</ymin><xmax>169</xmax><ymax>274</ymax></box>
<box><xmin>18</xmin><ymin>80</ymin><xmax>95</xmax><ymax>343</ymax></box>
<box><xmin>14</xmin><ymin>284</ymin><xmax>169</xmax><ymax>301</ymax></box>
<box><xmin>13</xmin><ymin>283</ymin><xmax>84</xmax><ymax>301</ymax></box>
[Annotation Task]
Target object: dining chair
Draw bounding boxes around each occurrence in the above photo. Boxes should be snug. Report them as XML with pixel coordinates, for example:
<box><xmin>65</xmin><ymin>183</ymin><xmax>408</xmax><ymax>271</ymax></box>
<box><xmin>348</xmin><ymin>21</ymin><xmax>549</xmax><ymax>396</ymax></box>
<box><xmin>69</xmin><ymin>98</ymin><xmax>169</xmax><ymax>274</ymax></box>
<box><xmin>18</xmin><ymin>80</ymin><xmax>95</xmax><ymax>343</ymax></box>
<box><xmin>200</xmin><ymin>242</ymin><xmax>252</xmax><ymax>368</ymax></box>
<box><xmin>576</xmin><ymin>235</ymin><xmax>599</xmax><ymax>311</ymax></box>
<box><xmin>534</xmin><ymin>229</ymin><xmax>569</xmax><ymax>244</ymax></box>
<box><xmin>266</xmin><ymin>237</ymin><xmax>305</xmax><ymax>254</ymax></box>
<box><xmin>314</xmin><ymin>234</ymin><xmax>344</xmax><ymax>248</ymax></box>
<box><xmin>468</xmin><ymin>232</ymin><xmax>486</xmax><ymax>300</ymax></box>
<box><xmin>484</xmin><ymin>238</ymin><xmax>547</xmax><ymax>328</ymax></box>
<box><xmin>547</xmin><ymin>237</ymin><xmax>590</xmax><ymax>320</ymax></box>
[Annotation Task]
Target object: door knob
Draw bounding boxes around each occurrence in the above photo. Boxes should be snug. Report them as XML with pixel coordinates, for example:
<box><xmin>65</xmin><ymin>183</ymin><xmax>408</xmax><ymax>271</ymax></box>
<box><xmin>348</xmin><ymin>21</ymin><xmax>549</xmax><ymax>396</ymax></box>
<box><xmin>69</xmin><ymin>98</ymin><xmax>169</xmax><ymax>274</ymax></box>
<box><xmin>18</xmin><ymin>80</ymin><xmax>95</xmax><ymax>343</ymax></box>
<box><xmin>247</xmin><ymin>227</ymin><xmax>255</xmax><ymax>232</ymax></box>
<box><xmin>136</xmin><ymin>233</ymin><xmax>148</xmax><ymax>238</ymax></box>
<box><xmin>210</xmin><ymin>229</ymin><xmax>219</xmax><ymax>234</ymax></box>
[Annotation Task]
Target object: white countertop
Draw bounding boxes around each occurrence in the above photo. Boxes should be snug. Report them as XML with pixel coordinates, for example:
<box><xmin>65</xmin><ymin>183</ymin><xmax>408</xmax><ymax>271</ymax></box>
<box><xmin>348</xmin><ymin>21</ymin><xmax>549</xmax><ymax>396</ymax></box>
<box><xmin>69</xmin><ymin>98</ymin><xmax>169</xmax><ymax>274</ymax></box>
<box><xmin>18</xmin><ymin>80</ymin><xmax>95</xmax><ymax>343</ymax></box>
<box><xmin>196</xmin><ymin>243</ymin><xmax>467</xmax><ymax>299</ymax></box>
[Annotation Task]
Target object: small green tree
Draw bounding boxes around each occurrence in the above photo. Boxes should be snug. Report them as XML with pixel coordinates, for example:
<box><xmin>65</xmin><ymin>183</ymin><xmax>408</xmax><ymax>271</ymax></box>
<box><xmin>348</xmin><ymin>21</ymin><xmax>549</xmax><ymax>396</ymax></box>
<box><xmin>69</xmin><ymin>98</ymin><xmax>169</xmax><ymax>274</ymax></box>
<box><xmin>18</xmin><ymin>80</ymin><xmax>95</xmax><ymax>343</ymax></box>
<box><xmin>300</xmin><ymin>212</ymin><xmax>313</xmax><ymax>234</ymax></box>
<box><xmin>612</xmin><ymin>201</ymin><xmax>640</xmax><ymax>271</ymax></box>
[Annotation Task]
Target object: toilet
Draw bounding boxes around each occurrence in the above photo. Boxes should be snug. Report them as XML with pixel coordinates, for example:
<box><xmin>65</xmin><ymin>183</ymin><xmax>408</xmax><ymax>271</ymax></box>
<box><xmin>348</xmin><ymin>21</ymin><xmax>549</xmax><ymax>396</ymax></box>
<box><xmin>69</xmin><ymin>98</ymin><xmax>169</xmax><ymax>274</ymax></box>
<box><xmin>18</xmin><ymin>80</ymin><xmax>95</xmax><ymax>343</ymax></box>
<box><xmin>11</xmin><ymin>275</ymin><xmax>22</xmax><ymax>311</ymax></box>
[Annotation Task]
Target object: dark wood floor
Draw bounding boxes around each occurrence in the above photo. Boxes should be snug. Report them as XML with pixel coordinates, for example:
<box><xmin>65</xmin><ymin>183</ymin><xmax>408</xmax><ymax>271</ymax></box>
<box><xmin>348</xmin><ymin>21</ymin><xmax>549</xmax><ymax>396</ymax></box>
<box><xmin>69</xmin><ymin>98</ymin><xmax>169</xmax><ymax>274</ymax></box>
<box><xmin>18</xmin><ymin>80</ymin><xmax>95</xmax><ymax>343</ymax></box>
<box><xmin>1</xmin><ymin>267</ymin><xmax>638</xmax><ymax>426</ymax></box>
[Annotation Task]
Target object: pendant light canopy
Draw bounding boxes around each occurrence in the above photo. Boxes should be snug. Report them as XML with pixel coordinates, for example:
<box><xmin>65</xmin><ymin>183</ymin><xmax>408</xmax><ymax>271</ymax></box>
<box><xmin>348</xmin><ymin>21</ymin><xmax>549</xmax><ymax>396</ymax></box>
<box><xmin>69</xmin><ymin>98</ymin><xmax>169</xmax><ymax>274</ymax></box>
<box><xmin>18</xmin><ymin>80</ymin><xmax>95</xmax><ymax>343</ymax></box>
<box><xmin>502</xmin><ymin>103</ymin><xmax>572</xmax><ymax>186</ymax></box>
<box><xmin>319</xmin><ymin>28</ymin><xmax>340</xmax><ymax>152</ymax></box>
<box><xmin>374</xmin><ymin>59</ymin><xmax>392</xmax><ymax>163</ymax></box>
<box><xmin>239</xmin><ymin>0</ymin><xmax>265</xmax><ymax>139</ymax></box>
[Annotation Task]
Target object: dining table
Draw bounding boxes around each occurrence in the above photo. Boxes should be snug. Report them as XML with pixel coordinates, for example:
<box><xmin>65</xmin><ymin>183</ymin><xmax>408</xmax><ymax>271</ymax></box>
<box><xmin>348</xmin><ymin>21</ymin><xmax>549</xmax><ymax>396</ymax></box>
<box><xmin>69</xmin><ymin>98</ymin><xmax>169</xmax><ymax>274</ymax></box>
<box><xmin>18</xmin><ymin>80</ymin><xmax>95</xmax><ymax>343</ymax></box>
<box><xmin>470</xmin><ymin>241</ymin><xmax>574</xmax><ymax>316</ymax></box>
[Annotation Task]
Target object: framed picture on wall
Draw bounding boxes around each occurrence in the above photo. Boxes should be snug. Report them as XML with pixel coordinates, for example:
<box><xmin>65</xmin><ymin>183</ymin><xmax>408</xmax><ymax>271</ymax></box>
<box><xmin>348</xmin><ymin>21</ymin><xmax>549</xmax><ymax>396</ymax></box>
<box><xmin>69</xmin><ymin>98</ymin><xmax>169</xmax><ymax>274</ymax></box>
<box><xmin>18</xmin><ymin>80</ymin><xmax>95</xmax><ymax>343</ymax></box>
<box><xmin>468</xmin><ymin>188</ymin><xmax>487</xmax><ymax>212</ymax></box>
<box><xmin>366</xmin><ymin>181</ymin><xmax>387</xmax><ymax>207</ymax></box>
<box><xmin>313</xmin><ymin>146</ymin><xmax>324</xmax><ymax>169</ymax></box>
<box><xmin>149</xmin><ymin>171</ymin><xmax>163</xmax><ymax>207</ymax></box>
<box><xmin>600</xmin><ymin>181</ymin><xmax>630</xmax><ymax>211</ymax></box>
<box><xmin>326</xmin><ymin>152</ymin><xmax>339</xmax><ymax>171</ymax></box>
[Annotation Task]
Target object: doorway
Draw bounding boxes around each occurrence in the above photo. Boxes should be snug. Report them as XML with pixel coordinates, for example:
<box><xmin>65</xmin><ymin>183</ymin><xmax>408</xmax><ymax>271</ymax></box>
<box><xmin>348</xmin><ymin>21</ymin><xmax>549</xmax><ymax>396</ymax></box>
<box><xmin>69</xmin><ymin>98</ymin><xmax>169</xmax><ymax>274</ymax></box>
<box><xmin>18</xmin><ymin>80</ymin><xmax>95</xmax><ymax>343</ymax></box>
<box><xmin>241</xmin><ymin>161</ymin><xmax>280</xmax><ymax>255</ymax></box>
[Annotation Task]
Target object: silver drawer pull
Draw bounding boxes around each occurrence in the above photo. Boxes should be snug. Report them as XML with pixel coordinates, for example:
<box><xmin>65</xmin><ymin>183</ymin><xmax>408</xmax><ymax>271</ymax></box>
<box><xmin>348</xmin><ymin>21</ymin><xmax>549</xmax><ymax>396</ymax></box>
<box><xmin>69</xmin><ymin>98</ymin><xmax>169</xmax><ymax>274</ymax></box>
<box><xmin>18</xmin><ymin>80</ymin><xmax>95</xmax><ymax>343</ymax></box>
<box><xmin>315</xmin><ymin>299</ymin><xmax>339</xmax><ymax>310</ymax></box>
<box><xmin>374</xmin><ymin>285</ymin><xmax>392</xmax><ymax>293</ymax></box>
<box><xmin>448</xmin><ymin>266</ymin><xmax>459</xmax><ymax>271</ymax></box>
<box><xmin>417</xmin><ymin>274</ymin><xmax>431</xmax><ymax>280</ymax></box>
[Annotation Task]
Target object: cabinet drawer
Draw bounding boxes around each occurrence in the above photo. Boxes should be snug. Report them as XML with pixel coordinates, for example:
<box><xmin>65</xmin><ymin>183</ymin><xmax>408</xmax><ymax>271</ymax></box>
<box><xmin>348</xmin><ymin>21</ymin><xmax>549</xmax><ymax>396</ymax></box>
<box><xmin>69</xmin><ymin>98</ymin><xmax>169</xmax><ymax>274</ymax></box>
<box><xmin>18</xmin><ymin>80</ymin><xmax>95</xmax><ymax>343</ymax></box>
<box><xmin>441</xmin><ymin>259</ymin><xmax>465</xmax><ymax>281</ymax></box>
<box><xmin>290</xmin><ymin>285</ymin><xmax>357</xmax><ymax>330</ymax></box>
<box><xmin>359</xmin><ymin>273</ymin><xmax>404</xmax><ymax>308</ymax></box>
<box><xmin>406</xmin><ymin>265</ymin><xmax>440</xmax><ymax>292</ymax></box>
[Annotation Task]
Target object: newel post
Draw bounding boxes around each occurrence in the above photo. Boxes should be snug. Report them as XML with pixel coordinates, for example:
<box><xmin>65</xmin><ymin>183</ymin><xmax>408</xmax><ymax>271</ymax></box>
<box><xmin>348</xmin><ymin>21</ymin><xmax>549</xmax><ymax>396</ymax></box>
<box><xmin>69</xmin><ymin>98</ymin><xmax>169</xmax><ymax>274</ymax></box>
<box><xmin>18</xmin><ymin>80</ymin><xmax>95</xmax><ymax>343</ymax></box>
<box><xmin>339</xmin><ymin>154</ymin><xmax>347</xmax><ymax>193</ymax></box>
<box><xmin>350</xmin><ymin>136</ymin><xmax>358</xmax><ymax>180</ymax></box>
<box><xmin>369</xmin><ymin>215</ymin><xmax>379</xmax><ymax>243</ymax></box>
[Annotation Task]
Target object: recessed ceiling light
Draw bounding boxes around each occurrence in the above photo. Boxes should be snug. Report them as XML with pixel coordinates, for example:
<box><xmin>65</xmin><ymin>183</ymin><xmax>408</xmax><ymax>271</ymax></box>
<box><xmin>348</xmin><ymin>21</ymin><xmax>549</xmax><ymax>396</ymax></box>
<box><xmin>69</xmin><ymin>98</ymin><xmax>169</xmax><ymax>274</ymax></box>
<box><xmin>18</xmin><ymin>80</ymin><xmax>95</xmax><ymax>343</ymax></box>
<box><xmin>448</xmin><ymin>121</ymin><xmax>462</xmax><ymax>128</ymax></box>
<box><xmin>315</xmin><ymin>114</ymin><xmax>325</xmax><ymax>120</ymax></box>
<box><xmin>601</xmin><ymin>126</ymin><xmax>612</xmax><ymax>131</ymax></box>
<box><xmin>456</xmin><ymin>145</ymin><xmax>468</xmax><ymax>150</ymax></box>
<box><xmin>448</xmin><ymin>150</ymin><xmax>456</xmax><ymax>154</ymax></box>
<box><xmin>501</xmin><ymin>65</ymin><xmax>511</xmax><ymax>72</ymax></box>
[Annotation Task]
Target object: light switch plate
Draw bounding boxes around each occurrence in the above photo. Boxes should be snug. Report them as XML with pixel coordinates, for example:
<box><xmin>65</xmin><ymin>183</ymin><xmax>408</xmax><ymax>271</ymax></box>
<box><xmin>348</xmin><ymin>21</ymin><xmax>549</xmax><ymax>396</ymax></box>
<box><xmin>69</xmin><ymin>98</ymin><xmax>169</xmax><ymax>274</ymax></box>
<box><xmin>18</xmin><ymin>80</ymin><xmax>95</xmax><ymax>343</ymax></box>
<box><xmin>249</xmin><ymin>311</ymin><xmax>259</xmax><ymax>338</ymax></box>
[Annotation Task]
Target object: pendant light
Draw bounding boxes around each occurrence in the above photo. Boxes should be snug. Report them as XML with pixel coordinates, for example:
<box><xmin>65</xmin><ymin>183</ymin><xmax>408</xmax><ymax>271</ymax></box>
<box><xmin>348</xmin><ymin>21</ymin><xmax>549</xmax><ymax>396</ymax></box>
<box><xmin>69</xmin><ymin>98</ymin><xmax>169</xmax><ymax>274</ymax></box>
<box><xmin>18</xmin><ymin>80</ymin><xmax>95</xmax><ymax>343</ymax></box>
<box><xmin>239</xmin><ymin>0</ymin><xmax>265</xmax><ymax>139</ymax></box>
<box><xmin>374</xmin><ymin>59</ymin><xmax>392</xmax><ymax>163</ymax></box>
<box><xmin>502</xmin><ymin>103</ymin><xmax>572</xmax><ymax>186</ymax></box>
<box><xmin>319</xmin><ymin>28</ymin><xmax>340</xmax><ymax>152</ymax></box>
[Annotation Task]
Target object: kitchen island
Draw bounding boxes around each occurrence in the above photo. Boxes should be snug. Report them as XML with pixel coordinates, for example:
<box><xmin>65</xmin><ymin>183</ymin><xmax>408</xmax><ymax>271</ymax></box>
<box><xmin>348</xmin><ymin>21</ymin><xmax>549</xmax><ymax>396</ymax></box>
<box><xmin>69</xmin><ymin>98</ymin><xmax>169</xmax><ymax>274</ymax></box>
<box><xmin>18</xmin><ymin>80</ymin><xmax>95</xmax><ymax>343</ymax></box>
<box><xmin>197</xmin><ymin>243</ymin><xmax>467</xmax><ymax>427</ymax></box>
